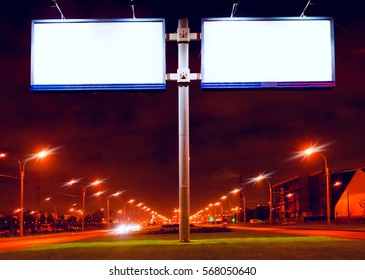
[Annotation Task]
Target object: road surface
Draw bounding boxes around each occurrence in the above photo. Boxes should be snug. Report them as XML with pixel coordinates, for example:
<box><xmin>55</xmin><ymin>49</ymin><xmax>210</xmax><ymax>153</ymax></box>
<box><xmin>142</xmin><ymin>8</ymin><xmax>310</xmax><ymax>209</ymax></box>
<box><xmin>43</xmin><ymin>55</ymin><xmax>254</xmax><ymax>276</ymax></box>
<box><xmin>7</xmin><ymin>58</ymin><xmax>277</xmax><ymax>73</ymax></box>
<box><xmin>231</xmin><ymin>225</ymin><xmax>365</xmax><ymax>240</ymax></box>
<box><xmin>0</xmin><ymin>230</ymin><xmax>109</xmax><ymax>252</ymax></box>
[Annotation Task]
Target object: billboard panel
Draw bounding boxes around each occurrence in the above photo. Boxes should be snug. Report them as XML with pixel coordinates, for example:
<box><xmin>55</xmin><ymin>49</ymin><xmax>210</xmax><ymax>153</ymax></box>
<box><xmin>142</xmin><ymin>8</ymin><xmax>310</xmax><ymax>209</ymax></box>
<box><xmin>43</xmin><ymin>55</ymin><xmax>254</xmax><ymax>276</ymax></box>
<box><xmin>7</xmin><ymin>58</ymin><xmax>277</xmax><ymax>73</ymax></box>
<box><xmin>201</xmin><ymin>17</ymin><xmax>335</xmax><ymax>89</ymax></box>
<box><xmin>31</xmin><ymin>19</ymin><xmax>166</xmax><ymax>91</ymax></box>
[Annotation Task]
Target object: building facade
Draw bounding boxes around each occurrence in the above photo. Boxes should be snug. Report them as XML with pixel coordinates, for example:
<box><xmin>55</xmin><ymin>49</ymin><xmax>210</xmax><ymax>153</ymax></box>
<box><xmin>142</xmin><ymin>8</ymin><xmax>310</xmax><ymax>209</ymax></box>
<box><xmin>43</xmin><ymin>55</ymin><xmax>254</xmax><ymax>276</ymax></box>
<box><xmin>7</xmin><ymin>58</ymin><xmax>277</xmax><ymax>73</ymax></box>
<box><xmin>271</xmin><ymin>168</ymin><xmax>363</xmax><ymax>223</ymax></box>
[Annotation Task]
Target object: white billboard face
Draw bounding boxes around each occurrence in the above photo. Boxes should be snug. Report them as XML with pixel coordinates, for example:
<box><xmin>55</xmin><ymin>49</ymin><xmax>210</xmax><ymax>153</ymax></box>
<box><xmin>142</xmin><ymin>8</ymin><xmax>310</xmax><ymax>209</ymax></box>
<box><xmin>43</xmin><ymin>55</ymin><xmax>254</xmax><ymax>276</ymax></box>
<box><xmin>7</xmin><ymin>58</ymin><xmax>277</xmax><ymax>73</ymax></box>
<box><xmin>31</xmin><ymin>19</ymin><xmax>166</xmax><ymax>91</ymax></box>
<box><xmin>201</xmin><ymin>17</ymin><xmax>335</xmax><ymax>89</ymax></box>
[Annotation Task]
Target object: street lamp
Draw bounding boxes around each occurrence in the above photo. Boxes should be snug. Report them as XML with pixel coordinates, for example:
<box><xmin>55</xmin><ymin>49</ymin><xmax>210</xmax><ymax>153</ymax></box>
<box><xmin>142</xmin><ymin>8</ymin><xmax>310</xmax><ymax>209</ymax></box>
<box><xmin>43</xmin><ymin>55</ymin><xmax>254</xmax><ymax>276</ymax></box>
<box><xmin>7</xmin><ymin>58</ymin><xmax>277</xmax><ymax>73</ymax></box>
<box><xmin>43</xmin><ymin>196</ymin><xmax>58</xmax><ymax>226</ymax></box>
<box><xmin>0</xmin><ymin>148</ymin><xmax>55</xmax><ymax>237</ymax></box>
<box><xmin>252</xmin><ymin>173</ymin><xmax>273</xmax><ymax>225</ymax></box>
<box><xmin>301</xmin><ymin>144</ymin><xmax>331</xmax><ymax>225</ymax></box>
<box><xmin>123</xmin><ymin>199</ymin><xmax>135</xmax><ymax>222</ymax></box>
<box><xmin>64</xmin><ymin>178</ymin><xmax>105</xmax><ymax>231</ymax></box>
<box><xmin>133</xmin><ymin>203</ymin><xmax>144</xmax><ymax>220</ymax></box>
<box><xmin>228</xmin><ymin>188</ymin><xmax>240</xmax><ymax>223</ymax></box>
<box><xmin>93</xmin><ymin>190</ymin><xmax>122</xmax><ymax>229</ymax></box>
<box><xmin>214</xmin><ymin>202</ymin><xmax>223</xmax><ymax>221</ymax></box>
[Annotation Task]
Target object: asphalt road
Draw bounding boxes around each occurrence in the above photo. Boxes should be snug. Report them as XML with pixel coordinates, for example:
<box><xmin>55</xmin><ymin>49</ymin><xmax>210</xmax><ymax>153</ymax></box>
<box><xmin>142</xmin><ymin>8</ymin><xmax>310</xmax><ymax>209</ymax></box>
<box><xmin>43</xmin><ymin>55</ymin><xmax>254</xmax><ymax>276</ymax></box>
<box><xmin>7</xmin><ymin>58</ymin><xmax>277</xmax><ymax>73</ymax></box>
<box><xmin>0</xmin><ymin>230</ymin><xmax>110</xmax><ymax>252</ymax></box>
<box><xmin>230</xmin><ymin>225</ymin><xmax>365</xmax><ymax>240</ymax></box>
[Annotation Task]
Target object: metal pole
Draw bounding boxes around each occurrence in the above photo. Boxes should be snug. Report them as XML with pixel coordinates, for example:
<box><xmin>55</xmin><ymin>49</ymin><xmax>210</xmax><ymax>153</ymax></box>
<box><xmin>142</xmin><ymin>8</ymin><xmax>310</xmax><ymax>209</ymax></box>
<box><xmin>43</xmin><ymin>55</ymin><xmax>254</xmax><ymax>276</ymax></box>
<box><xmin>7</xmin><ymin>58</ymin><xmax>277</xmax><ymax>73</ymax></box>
<box><xmin>268</xmin><ymin>180</ymin><xmax>272</xmax><ymax>225</ymax></box>
<box><xmin>19</xmin><ymin>166</ymin><xmax>24</xmax><ymax>237</ymax></box>
<box><xmin>319</xmin><ymin>154</ymin><xmax>331</xmax><ymax>225</ymax></box>
<box><xmin>347</xmin><ymin>191</ymin><xmax>350</xmax><ymax>222</ymax></box>
<box><xmin>124</xmin><ymin>203</ymin><xmax>126</xmax><ymax>222</ymax></box>
<box><xmin>325</xmin><ymin>164</ymin><xmax>330</xmax><ymax>225</ymax></box>
<box><xmin>82</xmin><ymin>186</ymin><xmax>85</xmax><ymax>231</ymax></box>
<box><xmin>243</xmin><ymin>193</ymin><xmax>246</xmax><ymax>223</ymax></box>
<box><xmin>106</xmin><ymin>197</ymin><xmax>110</xmax><ymax>229</ymax></box>
<box><xmin>178</xmin><ymin>18</ymin><xmax>190</xmax><ymax>242</ymax></box>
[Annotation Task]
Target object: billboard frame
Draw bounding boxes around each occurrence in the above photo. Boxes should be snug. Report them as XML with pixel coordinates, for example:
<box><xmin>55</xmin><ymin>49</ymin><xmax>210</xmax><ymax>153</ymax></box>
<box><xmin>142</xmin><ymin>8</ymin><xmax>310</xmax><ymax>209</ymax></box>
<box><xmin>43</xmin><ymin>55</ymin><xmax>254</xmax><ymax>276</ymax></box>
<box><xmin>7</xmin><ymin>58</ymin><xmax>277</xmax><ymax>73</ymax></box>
<box><xmin>30</xmin><ymin>18</ymin><xmax>166</xmax><ymax>92</ymax></box>
<box><xmin>201</xmin><ymin>16</ymin><xmax>335</xmax><ymax>89</ymax></box>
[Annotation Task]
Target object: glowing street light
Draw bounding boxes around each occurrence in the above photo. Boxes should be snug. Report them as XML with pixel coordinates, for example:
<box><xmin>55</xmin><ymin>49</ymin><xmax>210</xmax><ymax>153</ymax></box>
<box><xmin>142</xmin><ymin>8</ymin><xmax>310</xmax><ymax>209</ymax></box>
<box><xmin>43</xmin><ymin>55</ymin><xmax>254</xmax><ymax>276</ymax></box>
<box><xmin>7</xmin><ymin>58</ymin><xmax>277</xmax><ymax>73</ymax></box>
<box><xmin>252</xmin><ymin>172</ymin><xmax>273</xmax><ymax>225</ymax></box>
<box><xmin>333</xmin><ymin>181</ymin><xmax>342</xmax><ymax>187</ymax></box>
<box><xmin>63</xmin><ymin>178</ymin><xmax>106</xmax><ymax>231</ymax></box>
<box><xmin>94</xmin><ymin>190</ymin><xmax>123</xmax><ymax>229</ymax></box>
<box><xmin>225</xmin><ymin>188</ymin><xmax>241</xmax><ymax>221</ymax></box>
<box><xmin>214</xmin><ymin>202</ymin><xmax>223</xmax><ymax>217</ymax></box>
<box><xmin>0</xmin><ymin>147</ymin><xmax>57</xmax><ymax>237</ymax></box>
<box><xmin>300</xmin><ymin>143</ymin><xmax>331</xmax><ymax>225</ymax></box>
<box><xmin>123</xmin><ymin>199</ymin><xmax>135</xmax><ymax>221</ymax></box>
<box><xmin>133</xmin><ymin>202</ymin><xmax>144</xmax><ymax>220</ymax></box>
<box><xmin>43</xmin><ymin>196</ymin><xmax>58</xmax><ymax>225</ymax></box>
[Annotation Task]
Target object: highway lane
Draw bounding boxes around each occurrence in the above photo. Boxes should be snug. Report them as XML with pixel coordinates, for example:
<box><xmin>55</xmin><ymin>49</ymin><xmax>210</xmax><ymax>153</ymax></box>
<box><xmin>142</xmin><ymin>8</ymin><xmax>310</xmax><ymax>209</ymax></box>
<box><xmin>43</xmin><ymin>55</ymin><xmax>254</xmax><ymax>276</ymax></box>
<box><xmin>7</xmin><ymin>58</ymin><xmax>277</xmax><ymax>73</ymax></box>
<box><xmin>230</xmin><ymin>225</ymin><xmax>365</xmax><ymax>240</ymax></box>
<box><xmin>0</xmin><ymin>230</ymin><xmax>110</xmax><ymax>252</ymax></box>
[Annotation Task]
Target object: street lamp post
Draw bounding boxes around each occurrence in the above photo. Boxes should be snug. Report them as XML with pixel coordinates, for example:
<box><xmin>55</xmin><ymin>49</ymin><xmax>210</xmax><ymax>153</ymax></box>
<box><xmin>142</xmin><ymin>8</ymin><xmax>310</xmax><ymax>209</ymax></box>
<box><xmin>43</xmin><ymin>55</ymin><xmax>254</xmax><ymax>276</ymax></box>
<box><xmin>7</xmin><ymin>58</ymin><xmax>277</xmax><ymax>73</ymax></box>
<box><xmin>252</xmin><ymin>173</ymin><xmax>273</xmax><ymax>225</ymax></box>
<box><xmin>94</xmin><ymin>190</ymin><xmax>122</xmax><ymax>229</ymax></box>
<box><xmin>1</xmin><ymin>149</ymin><xmax>53</xmax><ymax>237</ymax></box>
<box><xmin>230</xmin><ymin>188</ymin><xmax>240</xmax><ymax>222</ymax></box>
<box><xmin>64</xmin><ymin>178</ymin><xmax>105</xmax><ymax>231</ymax></box>
<box><xmin>133</xmin><ymin>203</ymin><xmax>143</xmax><ymax>220</ymax></box>
<box><xmin>123</xmin><ymin>199</ymin><xmax>135</xmax><ymax>222</ymax></box>
<box><xmin>43</xmin><ymin>197</ymin><xmax>57</xmax><ymax>226</ymax></box>
<box><xmin>214</xmin><ymin>202</ymin><xmax>223</xmax><ymax>221</ymax></box>
<box><xmin>303</xmin><ymin>147</ymin><xmax>331</xmax><ymax>225</ymax></box>
<box><xmin>242</xmin><ymin>192</ymin><xmax>246</xmax><ymax>223</ymax></box>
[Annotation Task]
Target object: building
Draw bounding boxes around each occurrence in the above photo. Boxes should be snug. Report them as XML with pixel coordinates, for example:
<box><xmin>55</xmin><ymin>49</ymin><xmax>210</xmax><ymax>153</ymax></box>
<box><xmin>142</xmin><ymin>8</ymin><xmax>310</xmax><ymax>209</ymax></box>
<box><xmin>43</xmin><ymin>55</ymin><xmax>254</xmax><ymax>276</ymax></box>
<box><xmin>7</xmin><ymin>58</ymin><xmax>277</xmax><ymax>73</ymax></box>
<box><xmin>335</xmin><ymin>169</ymin><xmax>365</xmax><ymax>220</ymax></box>
<box><xmin>271</xmin><ymin>168</ymin><xmax>365</xmax><ymax>223</ymax></box>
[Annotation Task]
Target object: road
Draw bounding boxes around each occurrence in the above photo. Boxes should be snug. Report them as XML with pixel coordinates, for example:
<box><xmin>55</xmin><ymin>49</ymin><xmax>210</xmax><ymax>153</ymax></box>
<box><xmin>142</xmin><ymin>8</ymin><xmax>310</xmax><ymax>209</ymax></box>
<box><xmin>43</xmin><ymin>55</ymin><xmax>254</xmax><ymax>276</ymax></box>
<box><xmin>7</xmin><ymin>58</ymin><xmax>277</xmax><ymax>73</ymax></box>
<box><xmin>230</xmin><ymin>225</ymin><xmax>365</xmax><ymax>240</ymax></box>
<box><xmin>1</xmin><ymin>225</ymin><xmax>364</xmax><ymax>253</ymax></box>
<box><xmin>0</xmin><ymin>230</ymin><xmax>110</xmax><ymax>252</ymax></box>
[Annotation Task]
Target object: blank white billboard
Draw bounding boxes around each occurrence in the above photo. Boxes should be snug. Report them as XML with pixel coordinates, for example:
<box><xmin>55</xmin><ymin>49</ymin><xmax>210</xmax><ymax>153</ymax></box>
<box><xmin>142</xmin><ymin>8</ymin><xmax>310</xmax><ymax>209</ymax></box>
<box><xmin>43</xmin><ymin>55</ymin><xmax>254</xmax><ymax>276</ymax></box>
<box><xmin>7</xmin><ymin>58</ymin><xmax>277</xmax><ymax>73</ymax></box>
<box><xmin>31</xmin><ymin>19</ymin><xmax>166</xmax><ymax>91</ymax></box>
<box><xmin>201</xmin><ymin>17</ymin><xmax>335</xmax><ymax>89</ymax></box>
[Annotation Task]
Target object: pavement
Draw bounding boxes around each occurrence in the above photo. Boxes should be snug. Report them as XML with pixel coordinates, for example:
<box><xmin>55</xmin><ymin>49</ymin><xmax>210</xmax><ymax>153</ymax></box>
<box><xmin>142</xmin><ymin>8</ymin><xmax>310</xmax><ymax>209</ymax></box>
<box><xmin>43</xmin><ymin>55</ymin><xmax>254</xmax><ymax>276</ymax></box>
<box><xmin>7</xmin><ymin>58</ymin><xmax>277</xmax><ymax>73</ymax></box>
<box><xmin>230</xmin><ymin>223</ymin><xmax>365</xmax><ymax>240</ymax></box>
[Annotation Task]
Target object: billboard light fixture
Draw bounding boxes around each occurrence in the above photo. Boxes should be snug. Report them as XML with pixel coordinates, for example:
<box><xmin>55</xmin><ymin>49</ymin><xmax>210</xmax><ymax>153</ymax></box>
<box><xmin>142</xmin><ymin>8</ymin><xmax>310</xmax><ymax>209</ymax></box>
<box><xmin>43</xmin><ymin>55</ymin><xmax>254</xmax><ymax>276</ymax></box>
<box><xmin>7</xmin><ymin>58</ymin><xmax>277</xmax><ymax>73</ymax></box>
<box><xmin>300</xmin><ymin>0</ymin><xmax>314</xmax><ymax>17</ymax></box>
<box><xmin>230</xmin><ymin>1</ymin><xmax>239</xmax><ymax>18</ymax></box>
<box><xmin>51</xmin><ymin>0</ymin><xmax>66</xmax><ymax>20</ymax></box>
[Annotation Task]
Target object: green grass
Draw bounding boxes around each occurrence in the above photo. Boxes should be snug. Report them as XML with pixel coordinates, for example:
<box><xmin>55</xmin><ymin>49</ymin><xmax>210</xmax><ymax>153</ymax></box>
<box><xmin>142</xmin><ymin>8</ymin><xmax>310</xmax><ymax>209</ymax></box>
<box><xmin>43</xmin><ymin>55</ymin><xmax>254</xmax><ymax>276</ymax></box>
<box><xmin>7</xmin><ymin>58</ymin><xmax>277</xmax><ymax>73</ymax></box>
<box><xmin>1</xmin><ymin>230</ymin><xmax>365</xmax><ymax>260</ymax></box>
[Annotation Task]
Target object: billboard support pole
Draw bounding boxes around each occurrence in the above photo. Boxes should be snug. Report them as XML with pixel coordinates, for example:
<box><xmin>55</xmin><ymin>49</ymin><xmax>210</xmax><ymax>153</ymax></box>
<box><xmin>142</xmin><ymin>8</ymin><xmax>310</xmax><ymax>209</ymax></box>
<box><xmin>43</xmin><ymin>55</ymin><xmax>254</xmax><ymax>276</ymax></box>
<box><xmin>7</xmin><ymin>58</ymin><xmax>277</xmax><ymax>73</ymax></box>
<box><xmin>167</xmin><ymin>19</ymin><xmax>199</xmax><ymax>242</ymax></box>
<box><xmin>177</xmin><ymin>18</ymin><xmax>190</xmax><ymax>242</ymax></box>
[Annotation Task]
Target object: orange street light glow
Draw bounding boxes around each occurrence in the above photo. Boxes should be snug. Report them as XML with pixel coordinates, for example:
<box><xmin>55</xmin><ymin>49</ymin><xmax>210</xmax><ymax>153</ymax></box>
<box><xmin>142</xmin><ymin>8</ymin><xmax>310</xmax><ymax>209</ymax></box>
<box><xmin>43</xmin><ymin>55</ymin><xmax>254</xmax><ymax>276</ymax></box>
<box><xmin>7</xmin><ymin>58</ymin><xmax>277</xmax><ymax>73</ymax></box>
<box><xmin>68</xmin><ymin>178</ymin><xmax>81</xmax><ymax>185</ymax></box>
<box><xmin>304</xmin><ymin>147</ymin><xmax>315</xmax><ymax>156</ymax></box>
<box><xmin>94</xmin><ymin>191</ymin><xmax>104</xmax><ymax>197</ymax></box>
<box><xmin>62</xmin><ymin>178</ymin><xmax>82</xmax><ymax>187</ymax></box>
<box><xmin>87</xmin><ymin>178</ymin><xmax>107</xmax><ymax>187</ymax></box>
<box><xmin>110</xmin><ymin>191</ymin><xmax>123</xmax><ymax>198</ymax></box>
<box><xmin>30</xmin><ymin>146</ymin><xmax>61</xmax><ymax>161</ymax></box>
<box><xmin>248</xmin><ymin>171</ymin><xmax>274</xmax><ymax>184</ymax></box>
<box><xmin>334</xmin><ymin>181</ymin><xmax>342</xmax><ymax>187</ymax></box>
<box><xmin>37</xmin><ymin>150</ymin><xmax>48</xmax><ymax>159</ymax></box>
<box><xmin>296</xmin><ymin>142</ymin><xmax>332</xmax><ymax>160</ymax></box>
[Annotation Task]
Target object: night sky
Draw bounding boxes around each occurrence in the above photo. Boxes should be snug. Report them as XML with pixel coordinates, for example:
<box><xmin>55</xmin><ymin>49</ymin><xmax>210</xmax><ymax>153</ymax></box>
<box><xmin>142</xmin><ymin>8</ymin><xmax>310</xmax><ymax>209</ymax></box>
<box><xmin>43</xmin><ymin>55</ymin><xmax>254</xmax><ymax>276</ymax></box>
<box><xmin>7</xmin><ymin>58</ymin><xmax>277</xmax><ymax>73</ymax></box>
<box><xmin>1</xmin><ymin>0</ymin><xmax>365</xmax><ymax>218</ymax></box>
